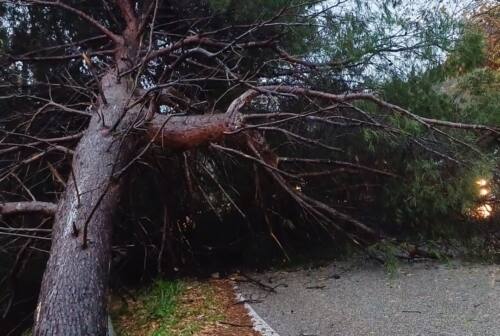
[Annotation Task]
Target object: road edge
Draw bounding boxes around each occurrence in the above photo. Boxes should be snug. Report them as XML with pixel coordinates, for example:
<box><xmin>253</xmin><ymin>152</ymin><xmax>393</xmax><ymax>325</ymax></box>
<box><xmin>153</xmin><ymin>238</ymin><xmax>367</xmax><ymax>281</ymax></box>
<box><xmin>233</xmin><ymin>285</ymin><xmax>281</xmax><ymax>336</ymax></box>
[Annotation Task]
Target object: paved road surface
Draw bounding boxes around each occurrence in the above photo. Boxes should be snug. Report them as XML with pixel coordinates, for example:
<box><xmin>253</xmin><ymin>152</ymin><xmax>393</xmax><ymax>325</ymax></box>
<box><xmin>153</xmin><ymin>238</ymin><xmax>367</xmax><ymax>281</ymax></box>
<box><xmin>238</xmin><ymin>260</ymin><xmax>500</xmax><ymax>336</ymax></box>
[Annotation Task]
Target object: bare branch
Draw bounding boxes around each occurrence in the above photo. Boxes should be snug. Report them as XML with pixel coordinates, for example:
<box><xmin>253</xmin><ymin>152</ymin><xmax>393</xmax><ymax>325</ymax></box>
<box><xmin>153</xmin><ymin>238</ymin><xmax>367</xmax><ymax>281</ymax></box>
<box><xmin>144</xmin><ymin>36</ymin><xmax>275</xmax><ymax>64</ymax></box>
<box><xmin>211</xmin><ymin>142</ymin><xmax>295</xmax><ymax>178</ymax></box>
<box><xmin>0</xmin><ymin>201</ymin><xmax>57</xmax><ymax>216</ymax></box>
<box><xmin>9</xmin><ymin>49</ymin><xmax>115</xmax><ymax>62</ymax></box>
<box><xmin>245</xmin><ymin>132</ymin><xmax>376</xmax><ymax>238</ymax></box>
<box><xmin>16</xmin><ymin>35</ymin><xmax>107</xmax><ymax>58</ymax></box>
<box><xmin>278</xmin><ymin>157</ymin><xmax>399</xmax><ymax>178</ymax></box>
<box><xmin>16</xmin><ymin>1</ymin><xmax>121</xmax><ymax>43</ymax></box>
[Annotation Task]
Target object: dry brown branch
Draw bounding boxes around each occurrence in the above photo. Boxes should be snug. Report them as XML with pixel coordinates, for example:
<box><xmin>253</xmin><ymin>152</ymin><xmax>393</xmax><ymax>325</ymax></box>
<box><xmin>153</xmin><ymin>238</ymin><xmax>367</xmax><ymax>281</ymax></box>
<box><xmin>245</xmin><ymin>132</ymin><xmax>376</xmax><ymax>238</ymax></box>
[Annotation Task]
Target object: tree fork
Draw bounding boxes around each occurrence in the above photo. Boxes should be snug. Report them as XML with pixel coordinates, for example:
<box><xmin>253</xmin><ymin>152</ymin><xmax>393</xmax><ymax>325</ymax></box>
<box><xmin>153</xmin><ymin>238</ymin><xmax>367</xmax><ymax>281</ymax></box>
<box><xmin>32</xmin><ymin>76</ymin><xmax>244</xmax><ymax>336</ymax></box>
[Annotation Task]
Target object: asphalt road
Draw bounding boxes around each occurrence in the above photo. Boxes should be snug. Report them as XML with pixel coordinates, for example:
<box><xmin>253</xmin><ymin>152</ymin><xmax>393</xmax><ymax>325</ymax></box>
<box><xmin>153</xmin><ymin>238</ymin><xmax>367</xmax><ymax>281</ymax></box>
<box><xmin>238</xmin><ymin>260</ymin><xmax>500</xmax><ymax>336</ymax></box>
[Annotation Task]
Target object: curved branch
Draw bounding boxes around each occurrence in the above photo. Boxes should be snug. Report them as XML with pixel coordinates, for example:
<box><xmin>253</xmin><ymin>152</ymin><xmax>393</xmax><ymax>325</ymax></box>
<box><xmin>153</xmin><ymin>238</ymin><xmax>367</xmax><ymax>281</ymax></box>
<box><xmin>22</xmin><ymin>1</ymin><xmax>121</xmax><ymax>43</ymax></box>
<box><xmin>225</xmin><ymin>86</ymin><xmax>499</xmax><ymax>133</ymax></box>
<box><xmin>144</xmin><ymin>36</ymin><xmax>275</xmax><ymax>64</ymax></box>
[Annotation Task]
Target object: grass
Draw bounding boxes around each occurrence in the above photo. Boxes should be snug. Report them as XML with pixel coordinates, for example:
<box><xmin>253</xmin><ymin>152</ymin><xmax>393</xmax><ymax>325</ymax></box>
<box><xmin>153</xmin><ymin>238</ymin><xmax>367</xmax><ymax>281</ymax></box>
<box><xmin>147</xmin><ymin>280</ymin><xmax>183</xmax><ymax>322</ymax></box>
<box><xmin>367</xmin><ymin>241</ymin><xmax>401</xmax><ymax>277</ymax></box>
<box><xmin>111</xmin><ymin>279</ymin><xmax>224</xmax><ymax>336</ymax></box>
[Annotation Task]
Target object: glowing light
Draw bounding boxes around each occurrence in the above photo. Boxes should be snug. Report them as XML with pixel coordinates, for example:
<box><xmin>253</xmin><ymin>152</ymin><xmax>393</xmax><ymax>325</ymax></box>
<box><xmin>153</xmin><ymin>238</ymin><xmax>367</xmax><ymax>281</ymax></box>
<box><xmin>476</xmin><ymin>179</ymin><xmax>487</xmax><ymax>187</ymax></box>
<box><xmin>479</xmin><ymin>188</ymin><xmax>490</xmax><ymax>196</ymax></box>
<box><xmin>476</xmin><ymin>204</ymin><xmax>493</xmax><ymax>219</ymax></box>
<box><xmin>469</xmin><ymin>178</ymin><xmax>495</xmax><ymax>220</ymax></box>
<box><xmin>294</xmin><ymin>185</ymin><xmax>302</xmax><ymax>192</ymax></box>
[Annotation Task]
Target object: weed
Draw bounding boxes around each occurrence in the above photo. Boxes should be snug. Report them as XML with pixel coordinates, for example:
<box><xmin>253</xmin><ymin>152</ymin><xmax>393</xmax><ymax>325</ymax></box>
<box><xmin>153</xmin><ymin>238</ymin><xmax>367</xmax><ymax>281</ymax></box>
<box><xmin>366</xmin><ymin>240</ymin><xmax>400</xmax><ymax>277</ymax></box>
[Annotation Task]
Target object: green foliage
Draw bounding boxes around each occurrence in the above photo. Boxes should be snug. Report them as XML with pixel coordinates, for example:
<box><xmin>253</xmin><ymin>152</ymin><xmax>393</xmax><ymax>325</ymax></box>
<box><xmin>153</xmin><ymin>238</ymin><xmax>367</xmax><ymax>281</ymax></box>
<box><xmin>361</xmin><ymin>128</ymin><xmax>381</xmax><ymax>153</ymax></box>
<box><xmin>364</xmin><ymin>20</ymin><xmax>499</xmax><ymax>237</ymax></box>
<box><xmin>380</xmin><ymin>24</ymin><xmax>496</xmax><ymax>125</ymax></box>
<box><xmin>387</xmin><ymin>114</ymin><xmax>424</xmax><ymax>136</ymax></box>
<box><xmin>445</xmin><ymin>27</ymin><xmax>487</xmax><ymax>75</ymax></box>
<box><xmin>315</xmin><ymin>0</ymin><xmax>461</xmax><ymax>79</ymax></box>
<box><xmin>206</xmin><ymin>0</ymin><xmax>316</xmax><ymax>55</ymax></box>
<box><xmin>451</xmin><ymin>68</ymin><xmax>500</xmax><ymax>125</ymax></box>
<box><xmin>209</xmin><ymin>0</ymin><xmax>298</xmax><ymax>17</ymax></box>
<box><xmin>367</xmin><ymin>240</ymin><xmax>400</xmax><ymax>276</ymax></box>
<box><xmin>380</xmin><ymin>158</ymin><xmax>496</xmax><ymax>235</ymax></box>
<box><xmin>381</xmin><ymin>68</ymin><xmax>456</xmax><ymax>121</ymax></box>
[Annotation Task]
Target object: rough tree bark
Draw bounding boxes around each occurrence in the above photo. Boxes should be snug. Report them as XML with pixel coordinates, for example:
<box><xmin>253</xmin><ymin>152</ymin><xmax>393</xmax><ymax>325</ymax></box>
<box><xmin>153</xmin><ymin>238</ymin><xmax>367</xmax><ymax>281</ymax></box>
<box><xmin>33</xmin><ymin>71</ymin><xmax>140</xmax><ymax>335</ymax></box>
<box><xmin>32</xmin><ymin>4</ymin><xmax>143</xmax><ymax>332</ymax></box>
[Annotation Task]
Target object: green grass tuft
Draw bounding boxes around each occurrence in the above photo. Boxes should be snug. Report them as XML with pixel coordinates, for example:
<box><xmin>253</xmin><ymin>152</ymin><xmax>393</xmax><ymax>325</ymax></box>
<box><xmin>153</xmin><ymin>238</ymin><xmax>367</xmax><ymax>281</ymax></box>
<box><xmin>147</xmin><ymin>279</ymin><xmax>183</xmax><ymax>319</ymax></box>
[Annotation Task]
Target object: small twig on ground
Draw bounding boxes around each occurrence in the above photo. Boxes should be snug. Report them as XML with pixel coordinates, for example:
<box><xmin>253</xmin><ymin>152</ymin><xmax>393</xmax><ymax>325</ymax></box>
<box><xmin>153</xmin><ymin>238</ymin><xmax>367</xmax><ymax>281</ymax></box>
<box><xmin>306</xmin><ymin>285</ymin><xmax>326</xmax><ymax>289</ymax></box>
<box><xmin>238</xmin><ymin>273</ymin><xmax>279</xmax><ymax>293</ymax></box>
<box><xmin>218</xmin><ymin>321</ymin><xmax>254</xmax><ymax>328</ymax></box>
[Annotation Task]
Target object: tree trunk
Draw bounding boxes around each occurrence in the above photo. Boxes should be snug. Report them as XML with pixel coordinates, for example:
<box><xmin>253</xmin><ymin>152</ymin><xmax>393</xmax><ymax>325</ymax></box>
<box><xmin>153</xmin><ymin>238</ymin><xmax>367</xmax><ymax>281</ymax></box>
<box><xmin>33</xmin><ymin>71</ymin><xmax>139</xmax><ymax>336</ymax></box>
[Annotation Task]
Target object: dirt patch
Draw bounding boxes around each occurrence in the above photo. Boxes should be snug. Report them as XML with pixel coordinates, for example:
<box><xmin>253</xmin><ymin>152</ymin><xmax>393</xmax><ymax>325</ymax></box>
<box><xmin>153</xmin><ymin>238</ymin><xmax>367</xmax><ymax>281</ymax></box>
<box><xmin>198</xmin><ymin>279</ymin><xmax>260</xmax><ymax>336</ymax></box>
<box><xmin>111</xmin><ymin>278</ymin><xmax>260</xmax><ymax>336</ymax></box>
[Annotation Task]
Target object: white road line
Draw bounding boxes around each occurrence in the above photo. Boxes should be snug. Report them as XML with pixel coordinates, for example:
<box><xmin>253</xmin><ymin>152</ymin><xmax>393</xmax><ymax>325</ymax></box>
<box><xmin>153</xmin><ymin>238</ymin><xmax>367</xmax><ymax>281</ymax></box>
<box><xmin>234</xmin><ymin>286</ymin><xmax>281</xmax><ymax>336</ymax></box>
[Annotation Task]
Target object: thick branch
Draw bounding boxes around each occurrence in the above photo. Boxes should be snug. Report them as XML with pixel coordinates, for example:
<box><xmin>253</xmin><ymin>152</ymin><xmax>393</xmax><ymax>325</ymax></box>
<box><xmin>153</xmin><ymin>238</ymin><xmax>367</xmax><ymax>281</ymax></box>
<box><xmin>116</xmin><ymin>0</ymin><xmax>139</xmax><ymax>31</ymax></box>
<box><xmin>146</xmin><ymin>83</ymin><xmax>495</xmax><ymax>156</ymax></box>
<box><xmin>147</xmin><ymin>113</ymin><xmax>235</xmax><ymax>150</ymax></box>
